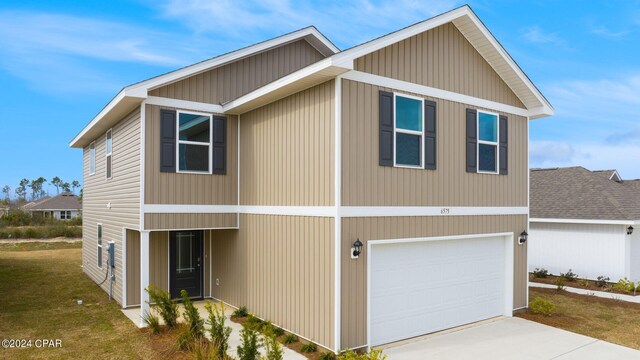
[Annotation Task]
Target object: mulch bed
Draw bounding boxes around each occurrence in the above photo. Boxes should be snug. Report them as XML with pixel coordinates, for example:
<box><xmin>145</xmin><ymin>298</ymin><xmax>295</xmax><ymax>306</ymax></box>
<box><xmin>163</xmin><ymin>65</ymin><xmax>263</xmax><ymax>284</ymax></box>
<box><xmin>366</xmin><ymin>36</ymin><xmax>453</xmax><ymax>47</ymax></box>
<box><xmin>530</xmin><ymin>274</ymin><xmax>640</xmax><ymax>296</ymax></box>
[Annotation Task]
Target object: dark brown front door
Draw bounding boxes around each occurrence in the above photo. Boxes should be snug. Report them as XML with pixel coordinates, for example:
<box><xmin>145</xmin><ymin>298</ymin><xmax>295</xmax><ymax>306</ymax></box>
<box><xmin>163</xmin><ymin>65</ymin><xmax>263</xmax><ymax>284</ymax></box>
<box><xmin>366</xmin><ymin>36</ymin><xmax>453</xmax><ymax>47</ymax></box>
<box><xmin>169</xmin><ymin>231</ymin><xmax>203</xmax><ymax>299</ymax></box>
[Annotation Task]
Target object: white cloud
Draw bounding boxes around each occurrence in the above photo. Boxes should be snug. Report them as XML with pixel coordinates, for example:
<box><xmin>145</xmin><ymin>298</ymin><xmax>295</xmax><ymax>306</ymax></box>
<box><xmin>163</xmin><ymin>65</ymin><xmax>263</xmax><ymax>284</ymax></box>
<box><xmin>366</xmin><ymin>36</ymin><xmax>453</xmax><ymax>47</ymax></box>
<box><xmin>530</xmin><ymin>140</ymin><xmax>640</xmax><ymax>179</ymax></box>
<box><xmin>589</xmin><ymin>25</ymin><xmax>630</xmax><ymax>38</ymax></box>
<box><xmin>522</xmin><ymin>26</ymin><xmax>565</xmax><ymax>46</ymax></box>
<box><xmin>156</xmin><ymin>0</ymin><xmax>463</xmax><ymax>47</ymax></box>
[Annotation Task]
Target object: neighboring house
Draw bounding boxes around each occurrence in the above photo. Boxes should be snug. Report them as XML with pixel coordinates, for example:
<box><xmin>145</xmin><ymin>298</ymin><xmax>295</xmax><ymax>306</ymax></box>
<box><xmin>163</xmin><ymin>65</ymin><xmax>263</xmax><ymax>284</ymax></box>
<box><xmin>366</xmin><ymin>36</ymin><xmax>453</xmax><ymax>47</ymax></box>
<box><xmin>22</xmin><ymin>193</ymin><xmax>82</xmax><ymax>220</ymax></box>
<box><xmin>529</xmin><ymin>167</ymin><xmax>640</xmax><ymax>282</ymax></box>
<box><xmin>69</xmin><ymin>5</ymin><xmax>552</xmax><ymax>351</ymax></box>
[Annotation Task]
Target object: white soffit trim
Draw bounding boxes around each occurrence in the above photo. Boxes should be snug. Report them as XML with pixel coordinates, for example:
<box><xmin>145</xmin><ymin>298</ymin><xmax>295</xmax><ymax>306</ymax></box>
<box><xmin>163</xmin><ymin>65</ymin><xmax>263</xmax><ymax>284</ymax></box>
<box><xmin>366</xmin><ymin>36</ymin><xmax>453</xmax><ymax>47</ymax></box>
<box><xmin>343</xmin><ymin>71</ymin><xmax>531</xmax><ymax>117</ymax></box>
<box><xmin>143</xmin><ymin>204</ymin><xmax>528</xmax><ymax>217</ymax></box>
<box><xmin>146</xmin><ymin>96</ymin><xmax>224</xmax><ymax>114</ymax></box>
<box><xmin>530</xmin><ymin>218</ymin><xmax>639</xmax><ymax>226</ymax></box>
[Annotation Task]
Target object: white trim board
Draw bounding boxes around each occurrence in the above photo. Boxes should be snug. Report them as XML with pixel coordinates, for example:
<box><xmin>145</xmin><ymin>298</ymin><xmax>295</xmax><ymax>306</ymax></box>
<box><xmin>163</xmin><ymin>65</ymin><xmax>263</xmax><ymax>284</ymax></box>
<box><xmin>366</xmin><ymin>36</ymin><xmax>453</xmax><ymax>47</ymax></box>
<box><xmin>530</xmin><ymin>218</ymin><xmax>639</xmax><ymax>226</ymax></box>
<box><xmin>143</xmin><ymin>204</ymin><xmax>528</xmax><ymax>218</ymax></box>
<box><xmin>333</xmin><ymin>75</ymin><xmax>342</xmax><ymax>352</ymax></box>
<box><xmin>146</xmin><ymin>96</ymin><xmax>224</xmax><ymax>114</ymax></box>
<box><xmin>342</xmin><ymin>71</ymin><xmax>532</xmax><ymax>118</ymax></box>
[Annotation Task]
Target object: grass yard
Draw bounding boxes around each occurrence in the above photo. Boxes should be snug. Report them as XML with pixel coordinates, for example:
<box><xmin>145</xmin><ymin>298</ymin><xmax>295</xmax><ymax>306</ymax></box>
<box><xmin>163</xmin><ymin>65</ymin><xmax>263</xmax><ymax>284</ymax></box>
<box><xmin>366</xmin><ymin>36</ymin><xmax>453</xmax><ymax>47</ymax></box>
<box><xmin>517</xmin><ymin>287</ymin><xmax>640</xmax><ymax>350</ymax></box>
<box><xmin>0</xmin><ymin>242</ymin><xmax>186</xmax><ymax>359</ymax></box>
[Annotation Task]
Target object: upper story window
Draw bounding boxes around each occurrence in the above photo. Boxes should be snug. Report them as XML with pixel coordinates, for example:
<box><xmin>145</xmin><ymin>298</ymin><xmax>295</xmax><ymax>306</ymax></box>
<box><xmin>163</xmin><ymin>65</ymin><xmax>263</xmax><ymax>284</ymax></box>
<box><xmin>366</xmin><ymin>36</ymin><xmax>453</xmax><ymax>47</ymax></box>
<box><xmin>177</xmin><ymin>111</ymin><xmax>212</xmax><ymax>173</ymax></box>
<box><xmin>89</xmin><ymin>141</ymin><xmax>96</xmax><ymax>175</ymax></box>
<box><xmin>105</xmin><ymin>129</ymin><xmax>113</xmax><ymax>179</ymax></box>
<box><xmin>477</xmin><ymin>111</ymin><xmax>498</xmax><ymax>173</ymax></box>
<box><xmin>394</xmin><ymin>94</ymin><xmax>424</xmax><ymax>168</ymax></box>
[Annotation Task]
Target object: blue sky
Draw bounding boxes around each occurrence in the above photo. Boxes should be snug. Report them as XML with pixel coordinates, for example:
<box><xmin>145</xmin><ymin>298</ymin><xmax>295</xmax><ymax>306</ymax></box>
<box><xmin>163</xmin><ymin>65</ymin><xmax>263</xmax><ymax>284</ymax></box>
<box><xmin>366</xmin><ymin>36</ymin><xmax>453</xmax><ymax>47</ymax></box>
<box><xmin>1</xmin><ymin>0</ymin><xmax>639</xmax><ymax>198</ymax></box>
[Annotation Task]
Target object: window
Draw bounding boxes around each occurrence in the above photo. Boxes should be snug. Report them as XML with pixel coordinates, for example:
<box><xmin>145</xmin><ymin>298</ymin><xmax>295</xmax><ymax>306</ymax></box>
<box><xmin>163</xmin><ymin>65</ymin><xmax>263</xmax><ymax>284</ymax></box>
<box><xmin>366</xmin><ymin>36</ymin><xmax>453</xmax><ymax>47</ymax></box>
<box><xmin>59</xmin><ymin>211</ymin><xmax>72</xmax><ymax>220</ymax></box>
<box><xmin>97</xmin><ymin>224</ymin><xmax>103</xmax><ymax>268</ymax></box>
<box><xmin>394</xmin><ymin>94</ymin><xmax>424</xmax><ymax>167</ymax></box>
<box><xmin>477</xmin><ymin>111</ymin><xmax>499</xmax><ymax>173</ymax></box>
<box><xmin>105</xmin><ymin>129</ymin><xmax>112</xmax><ymax>179</ymax></box>
<box><xmin>89</xmin><ymin>142</ymin><xmax>96</xmax><ymax>175</ymax></box>
<box><xmin>177</xmin><ymin>111</ymin><xmax>212</xmax><ymax>173</ymax></box>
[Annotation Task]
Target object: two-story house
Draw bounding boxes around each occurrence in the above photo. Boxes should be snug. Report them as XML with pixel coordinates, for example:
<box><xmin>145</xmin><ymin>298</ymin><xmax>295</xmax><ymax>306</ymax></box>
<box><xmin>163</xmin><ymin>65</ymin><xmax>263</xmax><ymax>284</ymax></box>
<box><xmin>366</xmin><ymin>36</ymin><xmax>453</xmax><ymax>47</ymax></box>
<box><xmin>70</xmin><ymin>5</ymin><xmax>553</xmax><ymax>352</ymax></box>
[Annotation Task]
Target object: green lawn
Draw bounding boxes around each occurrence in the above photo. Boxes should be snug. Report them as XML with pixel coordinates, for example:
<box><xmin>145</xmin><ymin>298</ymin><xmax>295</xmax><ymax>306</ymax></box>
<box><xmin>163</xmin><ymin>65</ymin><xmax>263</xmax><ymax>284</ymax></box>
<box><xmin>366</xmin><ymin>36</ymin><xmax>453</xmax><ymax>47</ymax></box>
<box><xmin>0</xmin><ymin>243</ymin><xmax>185</xmax><ymax>359</ymax></box>
<box><xmin>517</xmin><ymin>287</ymin><xmax>640</xmax><ymax>350</ymax></box>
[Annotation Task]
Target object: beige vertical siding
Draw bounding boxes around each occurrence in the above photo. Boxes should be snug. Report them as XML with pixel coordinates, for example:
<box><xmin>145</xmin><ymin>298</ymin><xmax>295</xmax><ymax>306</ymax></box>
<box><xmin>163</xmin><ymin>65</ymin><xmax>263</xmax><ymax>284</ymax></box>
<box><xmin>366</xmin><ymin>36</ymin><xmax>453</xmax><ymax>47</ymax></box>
<box><xmin>144</xmin><ymin>213</ymin><xmax>237</xmax><ymax>230</ymax></box>
<box><xmin>125</xmin><ymin>231</ymin><xmax>169</xmax><ymax>306</ymax></box>
<box><xmin>211</xmin><ymin>215</ymin><xmax>335</xmax><ymax>350</ymax></box>
<box><xmin>145</xmin><ymin>104</ymin><xmax>238</xmax><ymax>205</ymax></box>
<box><xmin>355</xmin><ymin>23</ymin><xmax>525</xmax><ymax>108</ymax></box>
<box><xmin>82</xmin><ymin>108</ymin><xmax>141</xmax><ymax>306</ymax></box>
<box><xmin>240</xmin><ymin>81</ymin><xmax>334</xmax><ymax>206</ymax></box>
<box><xmin>150</xmin><ymin>40</ymin><xmax>325</xmax><ymax>104</ymax></box>
<box><xmin>341</xmin><ymin>80</ymin><xmax>528</xmax><ymax>206</ymax></box>
<box><xmin>340</xmin><ymin>215</ymin><xmax>528</xmax><ymax>348</ymax></box>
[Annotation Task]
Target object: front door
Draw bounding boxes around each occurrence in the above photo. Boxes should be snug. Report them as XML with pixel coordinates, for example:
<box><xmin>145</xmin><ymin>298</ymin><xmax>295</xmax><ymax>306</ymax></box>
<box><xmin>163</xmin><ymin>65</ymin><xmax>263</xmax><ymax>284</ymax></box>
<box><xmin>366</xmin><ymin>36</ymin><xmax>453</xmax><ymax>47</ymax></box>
<box><xmin>169</xmin><ymin>231</ymin><xmax>203</xmax><ymax>300</ymax></box>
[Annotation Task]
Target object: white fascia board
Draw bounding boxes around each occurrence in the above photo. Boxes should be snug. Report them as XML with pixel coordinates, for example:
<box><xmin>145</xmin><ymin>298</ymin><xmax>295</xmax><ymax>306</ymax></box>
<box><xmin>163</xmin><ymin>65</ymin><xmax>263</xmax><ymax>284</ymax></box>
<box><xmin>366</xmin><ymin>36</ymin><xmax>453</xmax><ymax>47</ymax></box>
<box><xmin>530</xmin><ymin>218</ymin><xmax>638</xmax><ymax>226</ymax></box>
<box><xmin>146</xmin><ymin>96</ymin><xmax>224</xmax><ymax>114</ymax></box>
<box><xmin>343</xmin><ymin>71</ymin><xmax>532</xmax><ymax>117</ymax></box>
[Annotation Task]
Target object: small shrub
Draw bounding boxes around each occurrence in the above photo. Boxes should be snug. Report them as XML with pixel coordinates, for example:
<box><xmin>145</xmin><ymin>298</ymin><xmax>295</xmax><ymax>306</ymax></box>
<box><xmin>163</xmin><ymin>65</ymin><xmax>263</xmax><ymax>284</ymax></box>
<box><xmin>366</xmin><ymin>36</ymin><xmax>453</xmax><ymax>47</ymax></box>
<box><xmin>188</xmin><ymin>338</ymin><xmax>223</xmax><ymax>360</ymax></box>
<box><xmin>596</xmin><ymin>276</ymin><xmax>610</xmax><ymax>288</ymax></box>
<box><xmin>320</xmin><ymin>352</ymin><xmax>337</xmax><ymax>360</ymax></box>
<box><xmin>205</xmin><ymin>301</ymin><xmax>231</xmax><ymax>359</ymax></box>
<box><xmin>142</xmin><ymin>311</ymin><xmax>161</xmax><ymax>334</ymax></box>
<box><xmin>237</xmin><ymin>327</ymin><xmax>261</xmax><ymax>360</ymax></box>
<box><xmin>177</xmin><ymin>325</ymin><xmax>195</xmax><ymax>350</ymax></box>
<box><xmin>283</xmin><ymin>333</ymin><xmax>298</xmax><ymax>344</ymax></box>
<box><xmin>300</xmin><ymin>342</ymin><xmax>317</xmax><ymax>353</ymax></box>
<box><xmin>532</xmin><ymin>268</ymin><xmax>548</xmax><ymax>278</ymax></box>
<box><xmin>146</xmin><ymin>285</ymin><xmax>179</xmax><ymax>327</ymax></box>
<box><xmin>262</xmin><ymin>332</ymin><xmax>283</xmax><ymax>360</ymax></box>
<box><xmin>578</xmin><ymin>278</ymin><xmax>589</xmax><ymax>287</ymax></box>
<box><xmin>339</xmin><ymin>349</ymin><xmax>387</xmax><ymax>360</ymax></box>
<box><xmin>181</xmin><ymin>290</ymin><xmax>205</xmax><ymax>340</ymax></box>
<box><xmin>244</xmin><ymin>314</ymin><xmax>265</xmax><ymax>331</ymax></box>
<box><xmin>530</xmin><ymin>297</ymin><xmax>556</xmax><ymax>316</ymax></box>
<box><xmin>233</xmin><ymin>305</ymin><xmax>249</xmax><ymax>317</ymax></box>
<box><xmin>555</xmin><ymin>276</ymin><xmax>565</xmax><ymax>291</ymax></box>
<box><xmin>560</xmin><ymin>269</ymin><xmax>578</xmax><ymax>282</ymax></box>
<box><xmin>612</xmin><ymin>278</ymin><xmax>635</xmax><ymax>294</ymax></box>
<box><xmin>272</xmin><ymin>326</ymin><xmax>284</xmax><ymax>337</ymax></box>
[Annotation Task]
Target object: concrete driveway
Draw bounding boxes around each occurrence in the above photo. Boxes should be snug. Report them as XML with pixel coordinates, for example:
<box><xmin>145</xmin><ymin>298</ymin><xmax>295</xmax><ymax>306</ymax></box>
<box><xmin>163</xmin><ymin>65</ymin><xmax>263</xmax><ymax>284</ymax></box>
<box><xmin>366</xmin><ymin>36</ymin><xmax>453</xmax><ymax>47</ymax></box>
<box><xmin>382</xmin><ymin>317</ymin><xmax>640</xmax><ymax>360</ymax></box>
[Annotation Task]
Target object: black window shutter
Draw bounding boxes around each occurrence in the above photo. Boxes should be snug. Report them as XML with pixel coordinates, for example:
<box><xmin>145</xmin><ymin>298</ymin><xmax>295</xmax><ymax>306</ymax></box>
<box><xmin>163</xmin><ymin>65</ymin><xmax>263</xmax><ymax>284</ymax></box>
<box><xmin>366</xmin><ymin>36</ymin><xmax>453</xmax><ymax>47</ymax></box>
<box><xmin>466</xmin><ymin>108</ymin><xmax>478</xmax><ymax>173</ymax></box>
<box><xmin>424</xmin><ymin>100</ymin><xmax>437</xmax><ymax>170</ymax></box>
<box><xmin>212</xmin><ymin>115</ymin><xmax>227</xmax><ymax>175</ymax></box>
<box><xmin>379</xmin><ymin>91</ymin><xmax>394</xmax><ymax>167</ymax></box>
<box><xmin>160</xmin><ymin>109</ymin><xmax>176</xmax><ymax>173</ymax></box>
<box><xmin>499</xmin><ymin>115</ymin><xmax>508</xmax><ymax>175</ymax></box>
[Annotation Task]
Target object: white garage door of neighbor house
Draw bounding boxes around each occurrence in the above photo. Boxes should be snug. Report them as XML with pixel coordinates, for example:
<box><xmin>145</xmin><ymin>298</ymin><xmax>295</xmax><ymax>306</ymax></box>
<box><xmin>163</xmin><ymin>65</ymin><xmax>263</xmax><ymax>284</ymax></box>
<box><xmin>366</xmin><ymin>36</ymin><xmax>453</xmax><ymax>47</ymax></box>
<box><xmin>369</xmin><ymin>235</ymin><xmax>507</xmax><ymax>346</ymax></box>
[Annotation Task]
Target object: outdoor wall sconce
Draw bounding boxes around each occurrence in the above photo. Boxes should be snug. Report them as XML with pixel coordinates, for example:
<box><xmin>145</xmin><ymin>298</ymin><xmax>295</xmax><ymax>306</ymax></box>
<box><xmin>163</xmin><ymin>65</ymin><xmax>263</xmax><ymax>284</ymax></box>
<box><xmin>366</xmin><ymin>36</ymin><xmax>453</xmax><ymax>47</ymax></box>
<box><xmin>351</xmin><ymin>238</ymin><xmax>363</xmax><ymax>259</ymax></box>
<box><xmin>628</xmin><ymin>226</ymin><xmax>634</xmax><ymax>235</ymax></box>
<box><xmin>518</xmin><ymin>230</ymin><xmax>528</xmax><ymax>245</ymax></box>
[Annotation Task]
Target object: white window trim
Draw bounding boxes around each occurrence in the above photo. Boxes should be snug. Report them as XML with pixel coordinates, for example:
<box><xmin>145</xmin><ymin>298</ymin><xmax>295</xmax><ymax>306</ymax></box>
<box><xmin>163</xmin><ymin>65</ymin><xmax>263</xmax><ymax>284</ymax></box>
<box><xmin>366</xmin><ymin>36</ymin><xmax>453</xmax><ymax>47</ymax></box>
<box><xmin>105</xmin><ymin>129</ymin><xmax>113</xmax><ymax>180</ymax></box>
<box><xmin>476</xmin><ymin>110</ymin><xmax>499</xmax><ymax>175</ymax></box>
<box><xmin>89</xmin><ymin>141</ymin><xmax>96</xmax><ymax>175</ymax></box>
<box><xmin>393</xmin><ymin>92</ymin><xmax>425</xmax><ymax>169</ymax></box>
<box><xmin>97</xmin><ymin>223</ymin><xmax>103</xmax><ymax>269</ymax></box>
<box><xmin>176</xmin><ymin>110</ymin><xmax>213</xmax><ymax>175</ymax></box>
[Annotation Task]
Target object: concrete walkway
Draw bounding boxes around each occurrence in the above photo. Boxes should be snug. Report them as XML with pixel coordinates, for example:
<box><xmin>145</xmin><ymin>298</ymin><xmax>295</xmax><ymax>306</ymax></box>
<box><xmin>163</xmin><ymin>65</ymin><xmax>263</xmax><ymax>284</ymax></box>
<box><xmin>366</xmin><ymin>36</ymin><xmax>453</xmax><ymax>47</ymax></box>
<box><xmin>530</xmin><ymin>281</ymin><xmax>640</xmax><ymax>303</ymax></box>
<box><xmin>382</xmin><ymin>317</ymin><xmax>640</xmax><ymax>360</ymax></box>
<box><xmin>122</xmin><ymin>301</ymin><xmax>305</xmax><ymax>359</ymax></box>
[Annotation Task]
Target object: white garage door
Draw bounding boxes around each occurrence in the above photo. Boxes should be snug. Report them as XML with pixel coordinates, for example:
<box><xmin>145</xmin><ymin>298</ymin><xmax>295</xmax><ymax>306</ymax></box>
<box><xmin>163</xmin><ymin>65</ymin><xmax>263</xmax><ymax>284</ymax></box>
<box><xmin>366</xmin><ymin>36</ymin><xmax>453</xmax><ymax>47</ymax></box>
<box><xmin>369</xmin><ymin>235</ymin><xmax>508</xmax><ymax>346</ymax></box>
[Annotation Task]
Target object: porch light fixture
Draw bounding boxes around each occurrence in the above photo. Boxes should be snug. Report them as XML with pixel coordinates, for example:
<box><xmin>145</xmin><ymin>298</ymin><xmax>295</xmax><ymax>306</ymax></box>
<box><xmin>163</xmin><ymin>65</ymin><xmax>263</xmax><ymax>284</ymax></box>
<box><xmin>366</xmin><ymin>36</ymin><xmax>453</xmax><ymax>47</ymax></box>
<box><xmin>351</xmin><ymin>239</ymin><xmax>363</xmax><ymax>259</ymax></box>
<box><xmin>518</xmin><ymin>230</ymin><xmax>528</xmax><ymax>245</ymax></box>
<box><xmin>628</xmin><ymin>226</ymin><xmax>634</xmax><ymax>235</ymax></box>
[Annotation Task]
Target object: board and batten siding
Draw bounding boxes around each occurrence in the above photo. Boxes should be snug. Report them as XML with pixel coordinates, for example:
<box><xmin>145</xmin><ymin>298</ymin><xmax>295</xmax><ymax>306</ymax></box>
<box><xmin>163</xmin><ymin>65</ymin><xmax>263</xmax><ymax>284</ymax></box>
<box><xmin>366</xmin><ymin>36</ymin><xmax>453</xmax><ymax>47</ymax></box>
<box><xmin>145</xmin><ymin>104</ymin><xmax>238</xmax><ymax>206</ymax></box>
<box><xmin>150</xmin><ymin>40</ymin><xmax>325</xmax><ymax>104</ymax></box>
<box><xmin>340</xmin><ymin>215</ymin><xmax>527</xmax><ymax>349</ymax></box>
<box><xmin>211</xmin><ymin>215</ymin><xmax>335</xmax><ymax>350</ymax></box>
<box><xmin>354</xmin><ymin>23</ymin><xmax>525</xmax><ymax>108</ymax></box>
<box><xmin>82</xmin><ymin>108</ymin><xmax>141</xmax><ymax>306</ymax></box>
<box><xmin>342</xmin><ymin>80</ymin><xmax>527</xmax><ymax>206</ymax></box>
<box><xmin>240</xmin><ymin>80</ymin><xmax>334</xmax><ymax>206</ymax></box>
<box><xmin>528</xmin><ymin>222</ymin><xmax>634</xmax><ymax>281</ymax></box>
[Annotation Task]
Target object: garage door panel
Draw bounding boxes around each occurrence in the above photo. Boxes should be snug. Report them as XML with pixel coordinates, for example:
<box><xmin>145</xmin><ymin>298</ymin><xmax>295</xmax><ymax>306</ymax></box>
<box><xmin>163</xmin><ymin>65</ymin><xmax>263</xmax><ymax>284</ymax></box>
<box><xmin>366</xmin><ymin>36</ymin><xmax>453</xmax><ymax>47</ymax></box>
<box><xmin>370</xmin><ymin>236</ymin><xmax>507</xmax><ymax>346</ymax></box>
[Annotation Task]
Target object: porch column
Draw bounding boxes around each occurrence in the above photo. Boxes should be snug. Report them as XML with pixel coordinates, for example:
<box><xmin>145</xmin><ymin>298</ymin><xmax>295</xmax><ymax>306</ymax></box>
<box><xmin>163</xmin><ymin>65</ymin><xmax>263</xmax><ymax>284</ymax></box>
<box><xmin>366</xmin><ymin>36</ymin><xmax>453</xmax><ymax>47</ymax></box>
<box><xmin>140</xmin><ymin>230</ymin><xmax>150</xmax><ymax>327</ymax></box>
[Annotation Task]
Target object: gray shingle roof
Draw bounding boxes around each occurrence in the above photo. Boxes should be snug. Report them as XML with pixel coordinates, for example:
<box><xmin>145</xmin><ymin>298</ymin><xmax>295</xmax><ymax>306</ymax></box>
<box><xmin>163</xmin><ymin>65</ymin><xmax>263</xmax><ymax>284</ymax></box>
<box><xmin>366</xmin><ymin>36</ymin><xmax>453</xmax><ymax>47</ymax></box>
<box><xmin>25</xmin><ymin>193</ymin><xmax>81</xmax><ymax>211</ymax></box>
<box><xmin>530</xmin><ymin>167</ymin><xmax>640</xmax><ymax>221</ymax></box>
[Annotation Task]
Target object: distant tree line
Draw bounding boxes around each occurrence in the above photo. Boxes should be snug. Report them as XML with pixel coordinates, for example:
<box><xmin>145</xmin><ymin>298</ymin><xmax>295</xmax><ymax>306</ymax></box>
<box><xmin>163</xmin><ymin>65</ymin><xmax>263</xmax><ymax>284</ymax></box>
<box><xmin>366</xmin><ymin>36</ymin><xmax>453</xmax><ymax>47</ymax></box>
<box><xmin>1</xmin><ymin>177</ymin><xmax>81</xmax><ymax>204</ymax></box>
